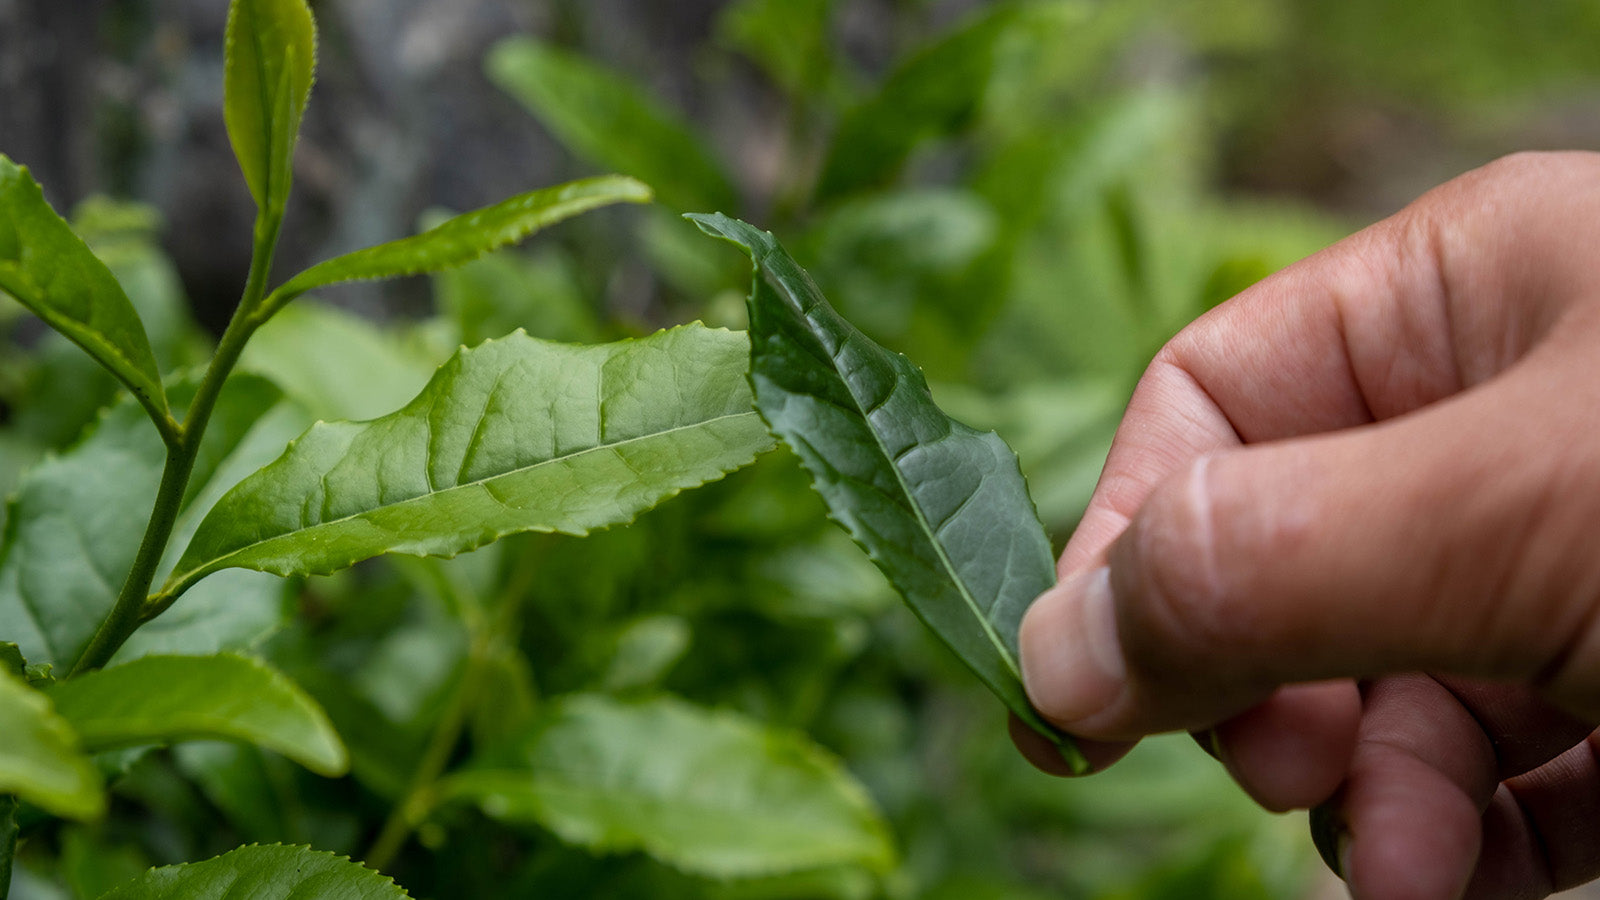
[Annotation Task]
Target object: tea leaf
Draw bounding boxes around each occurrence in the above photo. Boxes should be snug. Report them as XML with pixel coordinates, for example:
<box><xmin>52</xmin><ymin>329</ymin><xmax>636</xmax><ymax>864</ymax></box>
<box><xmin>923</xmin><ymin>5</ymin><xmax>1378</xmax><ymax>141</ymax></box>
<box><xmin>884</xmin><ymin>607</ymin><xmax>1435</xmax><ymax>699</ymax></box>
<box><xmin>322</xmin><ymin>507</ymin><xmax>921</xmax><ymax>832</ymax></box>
<box><xmin>163</xmin><ymin>325</ymin><xmax>775</xmax><ymax>597</ymax></box>
<box><xmin>223</xmin><ymin>0</ymin><xmax>316</xmax><ymax>215</ymax></box>
<box><xmin>241</xmin><ymin>302</ymin><xmax>440</xmax><ymax>421</ymax></box>
<box><xmin>814</xmin><ymin>4</ymin><xmax>1018</xmax><ymax>202</ymax></box>
<box><xmin>488</xmin><ymin>39</ymin><xmax>738</xmax><ymax>212</ymax></box>
<box><xmin>441</xmin><ymin>695</ymin><xmax>894</xmax><ymax>878</ymax></box>
<box><xmin>716</xmin><ymin>0</ymin><xmax>851</xmax><ymax>104</ymax></box>
<box><xmin>0</xmin><ymin>375</ymin><xmax>300</xmax><ymax>669</ymax></box>
<box><xmin>49</xmin><ymin>653</ymin><xmax>347</xmax><ymax>777</ymax></box>
<box><xmin>98</xmin><ymin>844</ymin><xmax>410</xmax><ymax>899</ymax></box>
<box><xmin>0</xmin><ymin>157</ymin><xmax>169</xmax><ymax>430</ymax></box>
<box><xmin>689</xmin><ymin>213</ymin><xmax>1085</xmax><ymax>772</ymax></box>
<box><xmin>0</xmin><ymin>669</ymin><xmax>103</xmax><ymax>820</ymax></box>
<box><xmin>261</xmin><ymin>176</ymin><xmax>650</xmax><ymax>319</ymax></box>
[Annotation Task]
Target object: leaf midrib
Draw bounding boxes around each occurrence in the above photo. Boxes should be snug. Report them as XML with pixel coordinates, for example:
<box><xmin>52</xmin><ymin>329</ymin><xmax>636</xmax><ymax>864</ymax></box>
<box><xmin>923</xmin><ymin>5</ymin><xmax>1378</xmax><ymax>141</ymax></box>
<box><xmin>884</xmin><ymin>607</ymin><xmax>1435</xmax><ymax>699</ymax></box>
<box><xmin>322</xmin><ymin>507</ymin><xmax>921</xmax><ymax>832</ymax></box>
<box><xmin>170</xmin><ymin>409</ymin><xmax>760</xmax><ymax>589</ymax></box>
<box><xmin>774</xmin><ymin>267</ymin><xmax>1021</xmax><ymax>682</ymax></box>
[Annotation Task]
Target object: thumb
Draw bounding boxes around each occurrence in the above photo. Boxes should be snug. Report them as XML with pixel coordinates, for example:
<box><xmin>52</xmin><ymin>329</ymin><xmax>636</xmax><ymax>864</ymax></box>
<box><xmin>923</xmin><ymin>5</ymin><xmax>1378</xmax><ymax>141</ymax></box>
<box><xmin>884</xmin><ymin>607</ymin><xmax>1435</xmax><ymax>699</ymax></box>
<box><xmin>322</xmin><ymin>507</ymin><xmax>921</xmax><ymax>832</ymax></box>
<box><xmin>1020</xmin><ymin>351</ymin><xmax>1600</xmax><ymax>740</ymax></box>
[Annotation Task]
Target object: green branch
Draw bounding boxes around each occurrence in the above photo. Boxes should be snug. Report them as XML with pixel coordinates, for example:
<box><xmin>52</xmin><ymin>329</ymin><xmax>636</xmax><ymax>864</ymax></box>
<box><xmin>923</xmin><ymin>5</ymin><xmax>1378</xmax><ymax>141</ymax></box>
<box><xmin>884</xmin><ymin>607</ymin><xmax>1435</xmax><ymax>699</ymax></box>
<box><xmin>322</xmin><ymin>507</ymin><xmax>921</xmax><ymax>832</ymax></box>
<box><xmin>69</xmin><ymin>213</ymin><xmax>283</xmax><ymax>677</ymax></box>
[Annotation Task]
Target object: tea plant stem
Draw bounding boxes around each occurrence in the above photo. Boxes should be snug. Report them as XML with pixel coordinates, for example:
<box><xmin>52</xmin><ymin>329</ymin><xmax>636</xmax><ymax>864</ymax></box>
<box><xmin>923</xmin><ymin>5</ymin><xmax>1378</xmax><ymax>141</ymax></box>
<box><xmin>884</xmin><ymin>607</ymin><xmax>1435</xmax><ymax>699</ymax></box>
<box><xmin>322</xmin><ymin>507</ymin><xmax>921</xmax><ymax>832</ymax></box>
<box><xmin>0</xmin><ymin>795</ymin><xmax>16</xmax><ymax>900</ymax></box>
<box><xmin>366</xmin><ymin>567</ymin><xmax>533</xmax><ymax>871</ymax></box>
<box><xmin>69</xmin><ymin>214</ymin><xmax>283</xmax><ymax>677</ymax></box>
<box><xmin>364</xmin><ymin>646</ymin><xmax>484</xmax><ymax>872</ymax></box>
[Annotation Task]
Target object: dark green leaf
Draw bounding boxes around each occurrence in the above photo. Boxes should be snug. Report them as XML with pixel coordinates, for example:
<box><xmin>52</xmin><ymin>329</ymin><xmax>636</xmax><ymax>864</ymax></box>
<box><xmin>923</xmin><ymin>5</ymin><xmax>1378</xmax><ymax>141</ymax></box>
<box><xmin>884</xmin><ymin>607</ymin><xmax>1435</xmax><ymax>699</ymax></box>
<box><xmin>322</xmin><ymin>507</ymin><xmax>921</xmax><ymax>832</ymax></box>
<box><xmin>0</xmin><ymin>157</ymin><xmax>169</xmax><ymax>429</ymax></box>
<box><xmin>442</xmin><ymin>695</ymin><xmax>894</xmax><ymax>878</ymax></box>
<box><xmin>0</xmin><ymin>669</ymin><xmax>103</xmax><ymax>820</ymax></box>
<box><xmin>223</xmin><ymin>0</ymin><xmax>317</xmax><ymax>215</ymax></box>
<box><xmin>689</xmin><ymin>213</ymin><xmax>1085</xmax><ymax>772</ymax></box>
<box><xmin>262</xmin><ymin>176</ymin><xmax>651</xmax><ymax>319</ymax></box>
<box><xmin>97</xmin><ymin>844</ymin><xmax>410</xmax><ymax>900</ymax></box>
<box><xmin>814</xmin><ymin>5</ymin><xmax>1018</xmax><ymax>202</ymax></box>
<box><xmin>488</xmin><ymin>39</ymin><xmax>738</xmax><ymax>212</ymax></box>
<box><xmin>163</xmin><ymin>325</ymin><xmax>775</xmax><ymax>598</ymax></box>
<box><xmin>49</xmin><ymin>653</ymin><xmax>347</xmax><ymax>777</ymax></box>
<box><xmin>0</xmin><ymin>375</ymin><xmax>300</xmax><ymax>669</ymax></box>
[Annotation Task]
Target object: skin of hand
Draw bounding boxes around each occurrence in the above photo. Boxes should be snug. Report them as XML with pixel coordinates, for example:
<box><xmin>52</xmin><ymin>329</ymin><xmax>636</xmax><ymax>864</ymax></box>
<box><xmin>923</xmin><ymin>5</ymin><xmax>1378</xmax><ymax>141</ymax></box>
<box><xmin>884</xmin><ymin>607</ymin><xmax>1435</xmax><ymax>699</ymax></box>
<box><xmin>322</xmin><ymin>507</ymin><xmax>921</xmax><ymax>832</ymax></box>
<box><xmin>1013</xmin><ymin>151</ymin><xmax>1600</xmax><ymax>900</ymax></box>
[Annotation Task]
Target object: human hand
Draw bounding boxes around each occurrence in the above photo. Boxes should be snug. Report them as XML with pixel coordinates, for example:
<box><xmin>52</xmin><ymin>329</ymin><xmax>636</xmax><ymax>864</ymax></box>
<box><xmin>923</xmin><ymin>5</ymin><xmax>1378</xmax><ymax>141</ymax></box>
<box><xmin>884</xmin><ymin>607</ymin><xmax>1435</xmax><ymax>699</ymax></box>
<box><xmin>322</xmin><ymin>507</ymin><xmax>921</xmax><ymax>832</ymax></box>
<box><xmin>1014</xmin><ymin>152</ymin><xmax>1600</xmax><ymax>899</ymax></box>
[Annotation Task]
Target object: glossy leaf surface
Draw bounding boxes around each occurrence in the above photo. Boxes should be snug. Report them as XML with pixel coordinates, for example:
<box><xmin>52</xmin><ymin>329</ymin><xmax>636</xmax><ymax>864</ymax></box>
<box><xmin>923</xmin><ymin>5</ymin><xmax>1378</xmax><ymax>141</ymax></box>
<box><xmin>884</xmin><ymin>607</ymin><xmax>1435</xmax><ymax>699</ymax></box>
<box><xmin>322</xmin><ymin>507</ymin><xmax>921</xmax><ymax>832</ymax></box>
<box><xmin>165</xmin><ymin>325</ymin><xmax>774</xmax><ymax>597</ymax></box>
<box><xmin>98</xmin><ymin>844</ymin><xmax>410</xmax><ymax>900</ymax></box>
<box><xmin>0</xmin><ymin>375</ymin><xmax>300</xmax><ymax>669</ymax></box>
<box><xmin>0</xmin><ymin>157</ymin><xmax>168</xmax><ymax>426</ymax></box>
<box><xmin>0</xmin><ymin>669</ymin><xmax>103</xmax><ymax>820</ymax></box>
<box><xmin>263</xmin><ymin>176</ymin><xmax>651</xmax><ymax>317</ymax></box>
<box><xmin>223</xmin><ymin>0</ymin><xmax>317</xmax><ymax>214</ymax></box>
<box><xmin>690</xmin><ymin>213</ymin><xmax>1084</xmax><ymax>771</ymax></box>
<box><xmin>488</xmin><ymin>39</ymin><xmax>738</xmax><ymax>212</ymax></box>
<box><xmin>443</xmin><ymin>695</ymin><xmax>894</xmax><ymax>878</ymax></box>
<box><xmin>49</xmin><ymin>653</ymin><xmax>347</xmax><ymax>777</ymax></box>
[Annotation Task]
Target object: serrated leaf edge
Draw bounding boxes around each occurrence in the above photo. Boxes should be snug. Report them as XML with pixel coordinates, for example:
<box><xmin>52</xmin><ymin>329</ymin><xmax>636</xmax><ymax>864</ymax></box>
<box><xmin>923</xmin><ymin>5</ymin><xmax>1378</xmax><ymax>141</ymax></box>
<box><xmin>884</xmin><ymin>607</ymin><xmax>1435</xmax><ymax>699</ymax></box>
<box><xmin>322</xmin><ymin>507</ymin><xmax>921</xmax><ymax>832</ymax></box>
<box><xmin>689</xmin><ymin>213</ymin><xmax>1088</xmax><ymax>774</ymax></box>
<box><xmin>259</xmin><ymin>176</ymin><xmax>651</xmax><ymax>319</ymax></box>
<box><xmin>97</xmin><ymin>843</ymin><xmax>412</xmax><ymax>899</ymax></box>
<box><xmin>160</xmin><ymin>325</ymin><xmax>770</xmax><ymax>599</ymax></box>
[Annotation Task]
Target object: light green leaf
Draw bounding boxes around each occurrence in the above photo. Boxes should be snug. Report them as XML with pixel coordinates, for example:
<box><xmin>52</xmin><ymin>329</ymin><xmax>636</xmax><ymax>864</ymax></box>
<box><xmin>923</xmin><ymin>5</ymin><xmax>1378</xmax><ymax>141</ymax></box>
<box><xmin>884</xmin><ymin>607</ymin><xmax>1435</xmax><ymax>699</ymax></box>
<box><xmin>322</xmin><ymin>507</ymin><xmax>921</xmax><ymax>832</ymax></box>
<box><xmin>0</xmin><ymin>157</ymin><xmax>169</xmax><ymax>429</ymax></box>
<box><xmin>814</xmin><ymin>4</ymin><xmax>1019</xmax><ymax>201</ymax></box>
<box><xmin>488</xmin><ymin>39</ymin><xmax>738</xmax><ymax>212</ymax></box>
<box><xmin>442</xmin><ymin>695</ymin><xmax>894</xmax><ymax>878</ymax></box>
<box><xmin>0</xmin><ymin>669</ymin><xmax>103</xmax><ymax>820</ymax></box>
<box><xmin>716</xmin><ymin>0</ymin><xmax>852</xmax><ymax>105</ymax></box>
<box><xmin>0</xmin><ymin>375</ymin><xmax>298</xmax><ymax>669</ymax></box>
<box><xmin>223</xmin><ymin>0</ymin><xmax>317</xmax><ymax>214</ymax></box>
<box><xmin>598</xmin><ymin>614</ymin><xmax>692</xmax><ymax>692</ymax></box>
<box><xmin>49</xmin><ymin>653</ymin><xmax>347</xmax><ymax>777</ymax></box>
<box><xmin>689</xmin><ymin>214</ymin><xmax>1085</xmax><ymax>772</ymax></box>
<box><xmin>97</xmin><ymin>844</ymin><xmax>410</xmax><ymax>900</ymax></box>
<box><xmin>163</xmin><ymin>324</ymin><xmax>775</xmax><ymax>598</ymax></box>
<box><xmin>261</xmin><ymin>176</ymin><xmax>651</xmax><ymax>319</ymax></box>
<box><xmin>241</xmin><ymin>301</ymin><xmax>439</xmax><ymax>421</ymax></box>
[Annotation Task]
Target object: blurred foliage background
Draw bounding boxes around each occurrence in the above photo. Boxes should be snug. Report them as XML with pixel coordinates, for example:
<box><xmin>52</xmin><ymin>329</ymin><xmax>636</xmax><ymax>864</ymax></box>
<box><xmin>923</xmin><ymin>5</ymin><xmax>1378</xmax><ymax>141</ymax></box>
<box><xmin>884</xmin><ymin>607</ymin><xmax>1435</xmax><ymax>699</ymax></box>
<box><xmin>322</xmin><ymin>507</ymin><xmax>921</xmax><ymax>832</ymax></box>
<box><xmin>2</xmin><ymin>0</ymin><xmax>1599</xmax><ymax>897</ymax></box>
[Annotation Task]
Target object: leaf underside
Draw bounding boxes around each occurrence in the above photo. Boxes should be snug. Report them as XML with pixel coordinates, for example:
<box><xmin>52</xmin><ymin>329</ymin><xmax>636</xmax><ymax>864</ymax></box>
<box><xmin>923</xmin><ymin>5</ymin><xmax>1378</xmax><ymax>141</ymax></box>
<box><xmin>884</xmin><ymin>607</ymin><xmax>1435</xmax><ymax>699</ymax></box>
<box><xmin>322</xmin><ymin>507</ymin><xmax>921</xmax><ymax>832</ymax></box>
<box><xmin>0</xmin><ymin>157</ymin><xmax>168</xmax><ymax>425</ymax></box>
<box><xmin>165</xmin><ymin>324</ymin><xmax>776</xmax><ymax>598</ymax></box>
<box><xmin>97</xmin><ymin>844</ymin><xmax>411</xmax><ymax>900</ymax></box>
<box><xmin>49</xmin><ymin>653</ymin><xmax>348</xmax><ymax>777</ymax></box>
<box><xmin>689</xmin><ymin>213</ymin><xmax>1085</xmax><ymax>772</ymax></box>
<box><xmin>442</xmin><ymin>694</ymin><xmax>894</xmax><ymax>879</ymax></box>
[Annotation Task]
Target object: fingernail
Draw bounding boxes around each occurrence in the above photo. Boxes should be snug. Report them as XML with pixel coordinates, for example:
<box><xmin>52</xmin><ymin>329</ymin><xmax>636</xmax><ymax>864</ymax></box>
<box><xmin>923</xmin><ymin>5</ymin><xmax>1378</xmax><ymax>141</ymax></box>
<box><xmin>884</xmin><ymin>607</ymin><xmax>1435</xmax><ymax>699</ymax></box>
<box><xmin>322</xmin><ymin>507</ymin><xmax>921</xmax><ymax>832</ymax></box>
<box><xmin>1020</xmin><ymin>566</ymin><xmax>1126</xmax><ymax>728</ymax></box>
<box><xmin>1308</xmin><ymin>804</ymin><xmax>1349</xmax><ymax>880</ymax></box>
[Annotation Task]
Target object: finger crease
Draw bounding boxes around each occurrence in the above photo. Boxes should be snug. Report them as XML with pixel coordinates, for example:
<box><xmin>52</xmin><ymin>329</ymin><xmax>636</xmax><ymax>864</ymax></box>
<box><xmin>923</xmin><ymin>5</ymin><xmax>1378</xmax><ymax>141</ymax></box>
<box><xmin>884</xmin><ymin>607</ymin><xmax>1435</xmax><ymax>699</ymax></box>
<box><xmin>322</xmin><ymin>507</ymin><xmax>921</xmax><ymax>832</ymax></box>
<box><xmin>1422</xmin><ymin>211</ymin><xmax>1469</xmax><ymax>395</ymax></box>
<box><xmin>1503</xmin><ymin>781</ymin><xmax>1559</xmax><ymax>895</ymax></box>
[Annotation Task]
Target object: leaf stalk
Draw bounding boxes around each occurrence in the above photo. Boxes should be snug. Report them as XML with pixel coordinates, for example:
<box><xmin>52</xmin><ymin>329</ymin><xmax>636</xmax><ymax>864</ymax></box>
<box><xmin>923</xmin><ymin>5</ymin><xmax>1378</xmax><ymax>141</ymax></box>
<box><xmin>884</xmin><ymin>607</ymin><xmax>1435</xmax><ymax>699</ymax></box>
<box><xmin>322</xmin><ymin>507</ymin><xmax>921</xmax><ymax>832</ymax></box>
<box><xmin>365</xmin><ymin>564</ymin><xmax>532</xmax><ymax>871</ymax></box>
